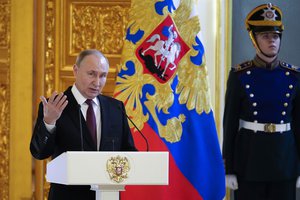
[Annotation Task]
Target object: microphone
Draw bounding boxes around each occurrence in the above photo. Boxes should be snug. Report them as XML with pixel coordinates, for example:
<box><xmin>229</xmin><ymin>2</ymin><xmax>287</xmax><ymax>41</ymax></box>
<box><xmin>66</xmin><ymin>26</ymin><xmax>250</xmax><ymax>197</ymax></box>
<box><xmin>118</xmin><ymin>105</ymin><xmax>149</xmax><ymax>151</ymax></box>
<box><xmin>112</xmin><ymin>139</ymin><xmax>115</xmax><ymax>151</ymax></box>
<box><xmin>78</xmin><ymin>104</ymin><xmax>84</xmax><ymax>151</ymax></box>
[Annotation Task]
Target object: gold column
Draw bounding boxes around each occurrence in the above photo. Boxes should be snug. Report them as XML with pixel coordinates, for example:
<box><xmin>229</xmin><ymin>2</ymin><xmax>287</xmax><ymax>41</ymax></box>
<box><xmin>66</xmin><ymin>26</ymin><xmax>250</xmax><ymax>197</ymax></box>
<box><xmin>9</xmin><ymin>0</ymin><xmax>33</xmax><ymax>199</ymax></box>
<box><xmin>224</xmin><ymin>1</ymin><xmax>233</xmax><ymax>200</ymax></box>
<box><xmin>215</xmin><ymin>0</ymin><xmax>221</xmax><ymax>134</ymax></box>
<box><xmin>225</xmin><ymin>0</ymin><xmax>232</xmax><ymax>77</ymax></box>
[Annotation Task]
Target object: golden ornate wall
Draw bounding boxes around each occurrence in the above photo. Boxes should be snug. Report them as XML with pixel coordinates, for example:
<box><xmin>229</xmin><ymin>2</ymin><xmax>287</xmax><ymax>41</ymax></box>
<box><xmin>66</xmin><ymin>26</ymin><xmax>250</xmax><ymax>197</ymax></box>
<box><xmin>0</xmin><ymin>0</ymin><xmax>34</xmax><ymax>199</ymax></box>
<box><xmin>0</xmin><ymin>0</ymin><xmax>10</xmax><ymax>199</ymax></box>
<box><xmin>34</xmin><ymin>0</ymin><xmax>130</xmax><ymax>199</ymax></box>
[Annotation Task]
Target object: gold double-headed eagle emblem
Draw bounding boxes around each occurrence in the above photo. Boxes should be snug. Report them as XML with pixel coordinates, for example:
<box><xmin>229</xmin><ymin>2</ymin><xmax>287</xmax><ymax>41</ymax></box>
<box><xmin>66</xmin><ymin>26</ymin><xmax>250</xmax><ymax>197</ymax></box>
<box><xmin>106</xmin><ymin>155</ymin><xmax>130</xmax><ymax>183</ymax></box>
<box><xmin>114</xmin><ymin>0</ymin><xmax>212</xmax><ymax>144</ymax></box>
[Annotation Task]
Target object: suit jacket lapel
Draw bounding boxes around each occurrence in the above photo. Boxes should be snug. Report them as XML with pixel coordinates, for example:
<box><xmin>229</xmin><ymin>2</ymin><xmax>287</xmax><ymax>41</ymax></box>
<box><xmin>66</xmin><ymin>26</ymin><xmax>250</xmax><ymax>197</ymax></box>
<box><xmin>98</xmin><ymin>95</ymin><xmax>109</xmax><ymax>142</ymax></box>
<box><xmin>64</xmin><ymin>87</ymin><xmax>81</xmax><ymax>130</ymax></box>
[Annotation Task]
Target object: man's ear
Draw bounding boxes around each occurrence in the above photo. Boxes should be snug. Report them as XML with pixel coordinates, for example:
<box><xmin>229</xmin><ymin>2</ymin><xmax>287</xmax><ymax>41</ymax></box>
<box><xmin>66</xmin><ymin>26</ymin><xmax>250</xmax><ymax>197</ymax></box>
<box><xmin>73</xmin><ymin>64</ymin><xmax>78</xmax><ymax>76</ymax></box>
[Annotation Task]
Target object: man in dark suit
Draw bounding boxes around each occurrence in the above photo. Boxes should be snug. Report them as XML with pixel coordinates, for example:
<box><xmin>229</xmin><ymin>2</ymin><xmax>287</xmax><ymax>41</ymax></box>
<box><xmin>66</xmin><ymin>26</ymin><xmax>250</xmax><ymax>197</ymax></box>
<box><xmin>30</xmin><ymin>49</ymin><xmax>136</xmax><ymax>200</ymax></box>
<box><xmin>223</xmin><ymin>3</ymin><xmax>300</xmax><ymax>200</ymax></box>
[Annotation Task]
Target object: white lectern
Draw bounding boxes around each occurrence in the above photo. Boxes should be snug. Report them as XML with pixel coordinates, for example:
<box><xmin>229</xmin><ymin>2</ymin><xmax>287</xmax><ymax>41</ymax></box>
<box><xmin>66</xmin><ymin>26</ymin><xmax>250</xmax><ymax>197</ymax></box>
<box><xmin>46</xmin><ymin>151</ymin><xmax>169</xmax><ymax>200</ymax></box>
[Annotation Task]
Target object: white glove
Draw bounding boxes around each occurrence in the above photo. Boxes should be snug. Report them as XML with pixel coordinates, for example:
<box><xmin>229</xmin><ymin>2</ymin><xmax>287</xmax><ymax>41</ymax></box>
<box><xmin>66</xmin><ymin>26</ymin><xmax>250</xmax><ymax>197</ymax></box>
<box><xmin>296</xmin><ymin>176</ymin><xmax>300</xmax><ymax>188</ymax></box>
<box><xmin>225</xmin><ymin>174</ymin><xmax>238</xmax><ymax>190</ymax></box>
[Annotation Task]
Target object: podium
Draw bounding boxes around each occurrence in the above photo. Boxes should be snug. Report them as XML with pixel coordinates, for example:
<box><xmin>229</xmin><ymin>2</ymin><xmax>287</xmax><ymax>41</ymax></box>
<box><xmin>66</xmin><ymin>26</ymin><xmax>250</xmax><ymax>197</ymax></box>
<box><xmin>46</xmin><ymin>151</ymin><xmax>169</xmax><ymax>200</ymax></box>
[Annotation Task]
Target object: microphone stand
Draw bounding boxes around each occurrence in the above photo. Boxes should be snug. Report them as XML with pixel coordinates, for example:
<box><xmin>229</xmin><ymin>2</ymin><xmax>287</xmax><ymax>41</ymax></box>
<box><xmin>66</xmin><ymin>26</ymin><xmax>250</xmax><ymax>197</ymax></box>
<box><xmin>119</xmin><ymin>105</ymin><xmax>149</xmax><ymax>151</ymax></box>
<box><xmin>78</xmin><ymin>104</ymin><xmax>84</xmax><ymax>151</ymax></box>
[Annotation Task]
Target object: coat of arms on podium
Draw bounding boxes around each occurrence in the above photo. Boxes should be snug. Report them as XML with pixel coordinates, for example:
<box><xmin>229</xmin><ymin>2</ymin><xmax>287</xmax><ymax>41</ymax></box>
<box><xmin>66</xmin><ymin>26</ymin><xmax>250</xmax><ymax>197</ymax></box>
<box><xmin>106</xmin><ymin>155</ymin><xmax>130</xmax><ymax>183</ymax></box>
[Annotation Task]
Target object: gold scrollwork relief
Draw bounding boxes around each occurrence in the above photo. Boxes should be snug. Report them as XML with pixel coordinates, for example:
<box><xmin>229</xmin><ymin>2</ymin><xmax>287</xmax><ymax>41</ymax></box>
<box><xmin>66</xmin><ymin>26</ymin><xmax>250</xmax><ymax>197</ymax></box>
<box><xmin>45</xmin><ymin>68</ymin><xmax>55</xmax><ymax>98</ymax></box>
<box><xmin>0</xmin><ymin>2</ymin><xmax>10</xmax><ymax>48</ymax></box>
<box><xmin>45</xmin><ymin>0</ymin><xmax>56</xmax><ymax>101</ymax></box>
<box><xmin>71</xmin><ymin>4</ymin><xmax>129</xmax><ymax>54</ymax></box>
<box><xmin>0</xmin><ymin>0</ymin><xmax>10</xmax><ymax>199</ymax></box>
<box><xmin>0</xmin><ymin>84</ymin><xmax>9</xmax><ymax>200</ymax></box>
<box><xmin>43</xmin><ymin>1</ymin><xmax>55</xmax><ymax>197</ymax></box>
<box><xmin>45</xmin><ymin>0</ymin><xmax>55</xmax><ymax>68</ymax></box>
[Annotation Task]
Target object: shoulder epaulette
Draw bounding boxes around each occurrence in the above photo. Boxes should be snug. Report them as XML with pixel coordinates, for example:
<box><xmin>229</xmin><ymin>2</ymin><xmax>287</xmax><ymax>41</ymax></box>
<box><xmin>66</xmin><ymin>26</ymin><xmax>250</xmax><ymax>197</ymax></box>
<box><xmin>232</xmin><ymin>60</ymin><xmax>253</xmax><ymax>72</ymax></box>
<box><xmin>280</xmin><ymin>61</ymin><xmax>300</xmax><ymax>72</ymax></box>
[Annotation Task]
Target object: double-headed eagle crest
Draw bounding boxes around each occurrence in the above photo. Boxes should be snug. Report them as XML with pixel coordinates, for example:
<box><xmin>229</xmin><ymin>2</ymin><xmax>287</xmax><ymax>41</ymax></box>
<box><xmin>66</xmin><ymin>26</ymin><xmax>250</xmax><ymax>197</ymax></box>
<box><xmin>106</xmin><ymin>155</ymin><xmax>130</xmax><ymax>183</ymax></box>
<box><xmin>114</xmin><ymin>0</ymin><xmax>212</xmax><ymax>143</ymax></box>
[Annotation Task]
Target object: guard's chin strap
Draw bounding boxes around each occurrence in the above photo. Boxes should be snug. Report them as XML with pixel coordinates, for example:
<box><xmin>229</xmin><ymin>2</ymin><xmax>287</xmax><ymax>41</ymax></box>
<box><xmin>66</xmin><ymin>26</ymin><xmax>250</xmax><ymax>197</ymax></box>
<box><xmin>249</xmin><ymin>30</ymin><xmax>282</xmax><ymax>58</ymax></box>
<box><xmin>249</xmin><ymin>31</ymin><xmax>260</xmax><ymax>52</ymax></box>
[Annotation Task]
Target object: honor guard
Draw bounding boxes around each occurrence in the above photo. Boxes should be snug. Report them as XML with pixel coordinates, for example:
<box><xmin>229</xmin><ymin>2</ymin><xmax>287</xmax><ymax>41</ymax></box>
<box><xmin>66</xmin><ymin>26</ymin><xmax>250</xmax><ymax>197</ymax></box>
<box><xmin>223</xmin><ymin>3</ymin><xmax>300</xmax><ymax>200</ymax></box>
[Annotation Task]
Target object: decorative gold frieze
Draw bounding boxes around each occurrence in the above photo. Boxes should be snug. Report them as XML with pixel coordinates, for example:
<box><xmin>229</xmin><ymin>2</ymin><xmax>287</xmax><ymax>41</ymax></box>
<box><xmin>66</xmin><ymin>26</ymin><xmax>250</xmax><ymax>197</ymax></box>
<box><xmin>71</xmin><ymin>4</ymin><xmax>129</xmax><ymax>54</ymax></box>
<box><xmin>45</xmin><ymin>0</ymin><xmax>56</xmax><ymax>100</ymax></box>
<box><xmin>43</xmin><ymin>1</ymin><xmax>55</xmax><ymax>198</ymax></box>
<box><xmin>45</xmin><ymin>0</ymin><xmax>55</xmax><ymax>69</ymax></box>
<box><xmin>45</xmin><ymin>68</ymin><xmax>55</xmax><ymax>98</ymax></box>
<box><xmin>0</xmin><ymin>83</ymin><xmax>9</xmax><ymax>200</ymax></box>
<box><xmin>0</xmin><ymin>2</ymin><xmax>10</xmax><ymax>49</ymax></box>
<box><xmin>0</xmin><ymin>0</ymin><xmax>10</xmax><ymax>199</ymax></box>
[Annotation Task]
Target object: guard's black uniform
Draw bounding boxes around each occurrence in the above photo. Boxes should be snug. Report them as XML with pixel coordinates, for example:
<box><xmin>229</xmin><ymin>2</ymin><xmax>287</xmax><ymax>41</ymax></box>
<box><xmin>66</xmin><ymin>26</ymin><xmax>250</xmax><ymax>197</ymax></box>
<box><xmin>223</xmin><ymin>56</ymin><xmax>300</xmax><ymax>199</ymax></box>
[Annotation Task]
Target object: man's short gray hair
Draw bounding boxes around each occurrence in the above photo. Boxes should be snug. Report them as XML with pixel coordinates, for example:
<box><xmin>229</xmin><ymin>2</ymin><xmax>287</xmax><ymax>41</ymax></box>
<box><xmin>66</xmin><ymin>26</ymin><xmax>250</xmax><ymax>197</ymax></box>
<box><xmin>75</xmin><ymin>49</ymin><xmax>109</xmax><ymax>67</ymax></box>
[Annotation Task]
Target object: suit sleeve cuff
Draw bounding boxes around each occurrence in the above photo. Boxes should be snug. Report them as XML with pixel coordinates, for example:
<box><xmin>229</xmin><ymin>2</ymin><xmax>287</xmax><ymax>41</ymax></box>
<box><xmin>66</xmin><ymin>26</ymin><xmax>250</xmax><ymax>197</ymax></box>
<box><xmin>43</xmin><ymin>120</ymin><xmax>56</xmax><ymax>133</ymax></box>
